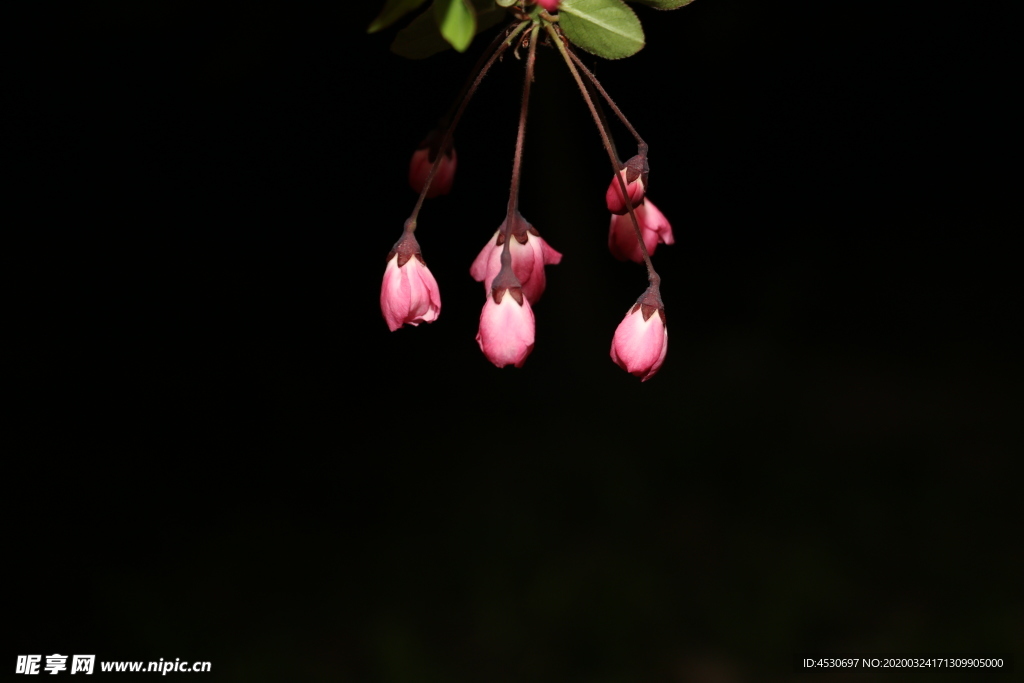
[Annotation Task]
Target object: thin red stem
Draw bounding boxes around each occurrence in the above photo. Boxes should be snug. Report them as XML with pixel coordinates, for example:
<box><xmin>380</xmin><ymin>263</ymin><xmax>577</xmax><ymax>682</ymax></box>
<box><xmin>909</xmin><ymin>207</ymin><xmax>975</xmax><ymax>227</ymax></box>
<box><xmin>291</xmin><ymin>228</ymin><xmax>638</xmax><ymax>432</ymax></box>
<box><xmin>546</xmin><ymin>24</ymin><xmax>658</xmax><ymax>284</ymax></box>
<box><xmin>437</xmin><ymin>25</ymin><xmax>514</xmax><ymax>130</ymax></box>
<box><xmin>405</xmin><ymin>21</ymin><xmax>530</xmax><ymax>233</ymax></box>
<box><xmin>506</xmin><ymin>24</ymin><xmax>540</xmax><ymax>218</ymax></box>
<box><xmin>566</xmin><ymin>48</ymin><xmax>647</xmax><ymax>153</ymax></box>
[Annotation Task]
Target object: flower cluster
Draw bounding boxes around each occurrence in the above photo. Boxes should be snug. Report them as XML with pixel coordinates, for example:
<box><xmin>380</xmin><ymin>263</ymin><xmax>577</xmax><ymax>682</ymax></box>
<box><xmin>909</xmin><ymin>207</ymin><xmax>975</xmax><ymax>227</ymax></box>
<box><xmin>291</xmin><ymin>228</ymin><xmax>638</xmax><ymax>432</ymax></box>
<box><xmin>377</xmin><ymin>10</ymin><xmax>676</xmax><ymax>382</ymax></box>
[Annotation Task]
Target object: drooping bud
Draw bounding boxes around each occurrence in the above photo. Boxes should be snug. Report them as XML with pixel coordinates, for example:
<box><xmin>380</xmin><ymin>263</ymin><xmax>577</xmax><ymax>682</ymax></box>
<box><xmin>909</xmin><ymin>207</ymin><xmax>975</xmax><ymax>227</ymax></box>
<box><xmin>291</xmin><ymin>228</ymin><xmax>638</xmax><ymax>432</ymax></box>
<box><xmin>470</xmin><ymin>211</ymin><xmax>562</xmax><ymax>305</ymax></box>
<box><xmin>476</xmin><ymin>288</ymin><xmax>535</xmax><ymax>368</ymax></box>
<box><xmin>605</xmin><ymin>154</ymin><xmax>649</xmax><ymax>215</ymax></box>
<box><xmin>476</xmin><ymin>251</ymin><xmax>535</xmax><ymax>368</ymax></box>
<box><xmin>608</xmin><ymin>199</ymin><xmax>674</xmax><ymax>263</ymax></box>
<box><xmin>610</xmin><ymin>285</ymin><xmax>667</xmax><ymax>381</ymax></box>
<box><xmin>409</xmin><ymin>131</ymin><xmax>457</xmax><ymax>198</ymax></box>
<box><xmin>380</xmin><ymin>228</ymin><xmax>442</xmax><ymax>331</ymax></box>
<box><xmin>535</xmin><ymin>0</ymin><xmax>560</xmax><ymax>11</ymax></box>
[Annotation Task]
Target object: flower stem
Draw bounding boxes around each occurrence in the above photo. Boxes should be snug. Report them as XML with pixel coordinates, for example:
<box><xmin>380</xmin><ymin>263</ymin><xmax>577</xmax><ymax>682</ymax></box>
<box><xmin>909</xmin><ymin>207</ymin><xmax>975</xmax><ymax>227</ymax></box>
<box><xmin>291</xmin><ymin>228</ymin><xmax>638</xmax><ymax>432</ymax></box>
<box><xmin>585</xmin><ymin>76</ymin><xmax>621</xmax><ymax>166</ymax></box>
<box><xmin>437</xmin><ymin>25</ymin><xmax>514</xmax><ymax>131</ymax></box>
<box><xmin>499</xmin><ymin>23</ymin><xmax>540</xmax><ymax>279</ymax></box>
<box><xmin>405</xmin><ymin>21</ymin><xmax>530</xmax><ymax>234</ymax></box>
<box><xmin>506</xmin><ymin>23</ymin><xmax>541</xmax><ymax>219</ymax></box>
<box><xmin>565</xmin><ymin>48</ymin><xmax>647</xmax><ymax>154</ymax></box>
<box><xmin>545</xmin><ymin>24</ymin><xmax>659</xmax><ymax>285</ymax></box>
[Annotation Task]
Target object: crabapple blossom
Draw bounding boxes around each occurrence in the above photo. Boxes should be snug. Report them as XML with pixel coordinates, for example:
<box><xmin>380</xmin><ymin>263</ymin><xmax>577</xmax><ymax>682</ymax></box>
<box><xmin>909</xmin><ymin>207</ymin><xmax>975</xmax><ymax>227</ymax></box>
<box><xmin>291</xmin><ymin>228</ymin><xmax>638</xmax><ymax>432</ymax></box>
<box><xmin>608</xmin><ymin>199</ymin><xmax>674</xmax><ymax>263</ymax></box>
<box><xmin>409</xmin><ymin>145</ymin><xmax>456</xmax><ymax>198</ymax></box>
<box><xmin>470</xmin><ymin>213</ymin><xmax>562</xmax><ymax>304</ymax></box>
<box><xmin>605</xmin><ymin>154</ymin><xmax>649</xmax><ymax>215</ymax></box>
<box><xmin>610</xmin><ymin>300</ymin><xmax>668</xmax><ymax>382</ymax></box>
<box><xmin>380</xmin><ymin>231</ymin><xmax>441</xmax><ymax>331</ymax></box>
<box><xmin>476</xmin><ymin>286</ymin><xmax>535</xmax><ymax>368</ymax></box>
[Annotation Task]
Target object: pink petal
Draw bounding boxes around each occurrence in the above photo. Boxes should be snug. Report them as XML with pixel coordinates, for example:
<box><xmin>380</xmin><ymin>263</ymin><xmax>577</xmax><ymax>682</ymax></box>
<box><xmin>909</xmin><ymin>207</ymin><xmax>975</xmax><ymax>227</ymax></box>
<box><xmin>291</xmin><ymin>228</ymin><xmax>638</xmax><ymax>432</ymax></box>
<box><xmin>380</xmin><ymin>257</ymin><xmax>411</xmax><ymax>331</ymax></box>
<box><xmin>406</xmin><ymin>258</ymin><xmax>441</xmax><ymax>324</ymax></box>
<box><xmin>539</xmin><ymin>236</ymin><xmax>564</xmax><ymax>266</ymax></box>
<box><xmin>605</xmin><ymin>168</ymin><xmax>646</xmax><ymax>215</ymax></box>
<box><xmin>518</xmin><ymin>234</ymin><xmax>562</xmax><ymax>304</ymax></box>
<box><xmin>608</xmin><ymin>202</ymin><xmax>674</xmax><ymax>263</ymax></box>
<box><xmin>470</xmin><ymin>231</ymin><xmax>502</xmax><ymax>291</ymax></box>
<box><xmin>510</xmin><ymin>236</ymin><xmax>536</xmax><ymax>293</ymax></box>
<box><xmin>641</xmin><ymin>199</ymin><xmax>674</xmax><ymax>246</ymax></box>
<box><xmin>608</xmin><ymin>213</ymin><xmax>644</xmax><ymax>263</ymax></box>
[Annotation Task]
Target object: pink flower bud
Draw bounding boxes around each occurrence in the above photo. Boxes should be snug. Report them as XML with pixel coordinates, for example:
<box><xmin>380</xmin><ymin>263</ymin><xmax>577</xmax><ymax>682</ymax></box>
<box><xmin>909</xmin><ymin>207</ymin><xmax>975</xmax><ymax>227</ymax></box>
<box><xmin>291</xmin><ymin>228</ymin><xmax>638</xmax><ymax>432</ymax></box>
<box><xmin>608</xmin><ymin>199</ymin><xmax>674</xmax><ymax>263</ymax></box>
<box><xmin>476</xmin><ymin>287</ymin><xmax>535</xmax><ymax>368</ymax></box>
<box><xmin>605</xmin><ymin>168</ymin><xmax>646</xmax><ymax>215</ymax></box>
<box><xmin>470</xmin><ymin>214</ymin><xmax>562</xmax><ymax>304</ymax></box>
<box><xmin>605</xmin><ymin>154</ymin><xmax>649</xmax><ymax>214</ymax></box>
<box><xmin>380</xmin><ymin>238</ymin><xmax>441</xmax><ymax>332</ymax></box>
<box><xmin>610</xmin><ymin>302</ymin><xmax>668</xmax><ymax>382</ymax></box>
<box><xmin>408</xmin><ymin>145</ymin><xmax>457</xmax><ymax>198</ymax></box>
<box><xmin>536</xmin><ymin>0</ymin><xmax>560</xmax><ymax>11</ymax></box>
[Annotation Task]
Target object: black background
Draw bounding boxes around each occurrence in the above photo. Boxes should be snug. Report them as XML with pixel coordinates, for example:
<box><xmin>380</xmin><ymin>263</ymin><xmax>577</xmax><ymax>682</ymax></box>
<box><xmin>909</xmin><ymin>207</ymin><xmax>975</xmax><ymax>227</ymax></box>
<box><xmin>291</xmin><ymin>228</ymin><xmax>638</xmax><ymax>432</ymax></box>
<box><xmin>6</xmin><ymin>1</ymin><xmax>1019</xmax><ymax>681</ymax></box>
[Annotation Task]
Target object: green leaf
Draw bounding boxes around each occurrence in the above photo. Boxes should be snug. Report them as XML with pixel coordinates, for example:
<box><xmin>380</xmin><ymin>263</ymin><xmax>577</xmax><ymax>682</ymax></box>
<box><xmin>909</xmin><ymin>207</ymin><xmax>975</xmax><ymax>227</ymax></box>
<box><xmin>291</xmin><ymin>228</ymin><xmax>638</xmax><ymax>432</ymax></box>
<box><xmin>434</xmin><ymin>0</ymin><xmax>476</xmax><ymax>53</ymax></box>
<box><xmin>626</xmin><ymin>0</ymin><xmax>696</xmax><ymax>9</ymax></box>
<box><xmin>390</xmin><ymin>7</ymin><xmax>454</xmax><ymax>59</ymax></box>
<box><xmin>559</xmin><ymin>0</ymin><xmax>645</xmax><ymax>60</ymax></box>
<box><xmin>368</xmin><ymin>0</ymin><xmax>430</xmax><ymax>33</ymax></box>
<box><xmin>390</xmin><ymin>0</ymin><xmax>509</xmax><ymax>60</ymax></box>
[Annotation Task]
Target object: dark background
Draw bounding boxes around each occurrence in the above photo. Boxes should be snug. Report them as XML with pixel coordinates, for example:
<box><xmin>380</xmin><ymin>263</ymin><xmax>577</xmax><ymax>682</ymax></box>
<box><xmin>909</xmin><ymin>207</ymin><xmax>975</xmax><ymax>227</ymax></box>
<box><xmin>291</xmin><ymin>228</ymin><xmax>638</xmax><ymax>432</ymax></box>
<box><xmin>7</xmin><ymin>1</ymin><xmax>1019</xmax><ymax>681</ymax></box>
